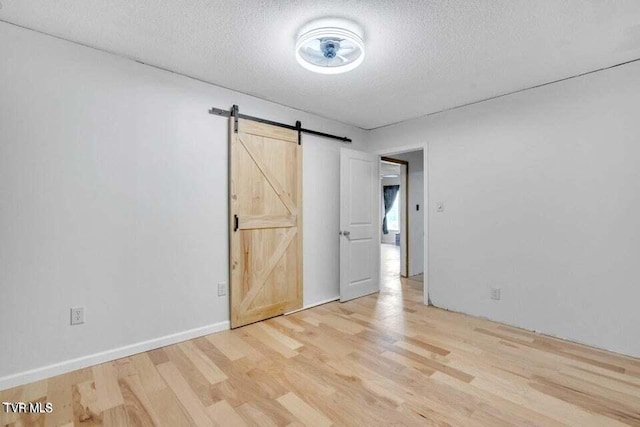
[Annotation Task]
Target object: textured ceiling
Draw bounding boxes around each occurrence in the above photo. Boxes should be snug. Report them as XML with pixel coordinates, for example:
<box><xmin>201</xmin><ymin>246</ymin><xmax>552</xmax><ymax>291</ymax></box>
<box><xmin>2</xmin><ymin>1</ymin><xmax>640</xmax><ymax>129</ymax></box>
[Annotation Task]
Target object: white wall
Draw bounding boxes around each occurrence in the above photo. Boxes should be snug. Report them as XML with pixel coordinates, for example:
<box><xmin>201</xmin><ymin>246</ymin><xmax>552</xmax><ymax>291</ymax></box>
<box><xmin>302</xmin><ymin>135</ymin><xmax>341</xmax><ymax>307</ymax></box>
<box><xmin>0</xmin><ymin>22</ymin><xmax>365</xmax><ymax>389</ymax></box>
<box><xmin>369</xmin><ymin>60</ymin><xmax>640</xmax><ymax>357</ymax></box>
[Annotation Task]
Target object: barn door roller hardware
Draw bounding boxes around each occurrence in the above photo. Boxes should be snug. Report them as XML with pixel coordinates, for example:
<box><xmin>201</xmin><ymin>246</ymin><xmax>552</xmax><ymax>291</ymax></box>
<box><xmin>209</xmin><ymin>105</ymin><xmax>352</xmax><ymax>144</ymax></box>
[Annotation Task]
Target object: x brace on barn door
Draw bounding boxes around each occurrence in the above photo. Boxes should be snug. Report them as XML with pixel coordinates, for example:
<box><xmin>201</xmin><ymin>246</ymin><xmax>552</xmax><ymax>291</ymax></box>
<box><xmin>209</xmin><ymin>105</ymin><xmax>352</xmax><ymax>144</ymax></box>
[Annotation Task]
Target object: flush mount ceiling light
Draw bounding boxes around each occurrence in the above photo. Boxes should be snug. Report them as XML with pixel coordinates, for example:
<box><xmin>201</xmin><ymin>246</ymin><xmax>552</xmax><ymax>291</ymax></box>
<box><xmin>295</xmin><ymin>19</ymin><xmax>365</xmax><ymax>74</ymax></box>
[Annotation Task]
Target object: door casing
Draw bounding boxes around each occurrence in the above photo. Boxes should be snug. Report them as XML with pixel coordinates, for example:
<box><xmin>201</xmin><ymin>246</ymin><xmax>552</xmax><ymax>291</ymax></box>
<box><xmin>381</xmin><ymin>156</ymin><xmax>409</xmax><ymax>278</ymax></box>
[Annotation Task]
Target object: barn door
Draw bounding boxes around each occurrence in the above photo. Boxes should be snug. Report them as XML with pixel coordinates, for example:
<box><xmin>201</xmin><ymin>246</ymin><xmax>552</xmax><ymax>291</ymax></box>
<box><xmin>230</xmin><ymin>118</ymin><xmax>302</xmax><ymax>328</ymax></box>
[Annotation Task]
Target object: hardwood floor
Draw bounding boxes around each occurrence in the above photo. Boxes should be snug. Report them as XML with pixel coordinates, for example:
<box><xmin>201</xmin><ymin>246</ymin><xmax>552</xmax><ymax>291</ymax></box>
<box><xmin>2</xmin><ymin>248</ymin><xmax>640</xmax><ymax>426</ymax></box>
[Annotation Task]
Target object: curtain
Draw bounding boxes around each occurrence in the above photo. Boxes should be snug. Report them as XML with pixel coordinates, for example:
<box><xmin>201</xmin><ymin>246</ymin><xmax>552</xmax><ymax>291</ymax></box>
<box><xmin>382</xmin><ymin>185</ymin><xmax>400</xmax><ymax>234</ymax></box>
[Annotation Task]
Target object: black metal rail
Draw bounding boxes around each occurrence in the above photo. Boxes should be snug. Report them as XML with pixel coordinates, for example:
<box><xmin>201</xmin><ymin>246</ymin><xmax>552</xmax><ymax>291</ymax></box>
<box><xmin>209</xmin><ymin>105</ymin><xmax>352</xmax><ymax>144</ymax></box>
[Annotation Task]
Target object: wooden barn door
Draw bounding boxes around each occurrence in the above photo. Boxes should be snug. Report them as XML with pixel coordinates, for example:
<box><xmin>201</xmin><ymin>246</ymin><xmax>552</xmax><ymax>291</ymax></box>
<box><xmin>229</xmin><ymin>118</ymin><xmax>302</xmax><ymax>328</ymax></box>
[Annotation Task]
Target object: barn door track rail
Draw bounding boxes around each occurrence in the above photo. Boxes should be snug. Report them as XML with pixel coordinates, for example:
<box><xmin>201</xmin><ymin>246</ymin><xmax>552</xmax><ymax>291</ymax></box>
<box><xmin>209</xmin><ymin>105</ymin><xmax>352</xmax><ymax>144</ymax></box>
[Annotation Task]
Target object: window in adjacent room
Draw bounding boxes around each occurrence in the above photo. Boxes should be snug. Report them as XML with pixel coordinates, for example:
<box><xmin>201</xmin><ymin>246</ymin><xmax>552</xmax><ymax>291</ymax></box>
<box><xmin>386</xmin><ymin>191</ymin><xmax>400</xmax><ymax>231</ymax></box>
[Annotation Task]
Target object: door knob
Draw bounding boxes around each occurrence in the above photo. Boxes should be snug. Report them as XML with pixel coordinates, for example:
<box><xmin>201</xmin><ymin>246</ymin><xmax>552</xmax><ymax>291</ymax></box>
<box><xmin>343</xmin><ymin>231</ymin><xmax>351</xmax><ymax>236</ymax></box>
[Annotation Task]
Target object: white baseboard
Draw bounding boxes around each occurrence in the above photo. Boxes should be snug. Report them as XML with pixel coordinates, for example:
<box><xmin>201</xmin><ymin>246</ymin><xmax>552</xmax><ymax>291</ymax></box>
<box><xmin>0</xmin><ymin>320</ymin><xmax>230</xmax><ymax>391</ymax></box>
<box><xmin>285</xmin><ymin>296</ymin><xmax>340</xmax><ymax>315</ymax></box>
<box><xmin>1</xmin><ymin>297</ymin><xmax>343</xmax><ymax>391</ymax></box>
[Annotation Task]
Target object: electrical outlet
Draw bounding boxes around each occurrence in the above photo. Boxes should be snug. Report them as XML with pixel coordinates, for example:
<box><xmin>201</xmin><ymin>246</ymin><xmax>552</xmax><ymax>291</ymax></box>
<box><xmin>70</xmin><ymin>307</ymin><xmax>84</xmax><ymax>325</ymax></box>
<box><xmin>218</xmin><ymin>282</ymin><xmax>227</xmax><ymax>297</ymax></box>
<box><xmin>490</xmin><ymin>288</ymin><xmax>501</xmax><ymax>301</ymax></box>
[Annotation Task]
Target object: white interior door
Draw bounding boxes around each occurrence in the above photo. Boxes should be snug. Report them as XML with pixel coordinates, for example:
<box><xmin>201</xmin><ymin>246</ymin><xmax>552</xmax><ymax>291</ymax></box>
<box><xmin>340</xmin><ymin>148</ymin><xmax>380</xmax><ymax>302</ymax></box>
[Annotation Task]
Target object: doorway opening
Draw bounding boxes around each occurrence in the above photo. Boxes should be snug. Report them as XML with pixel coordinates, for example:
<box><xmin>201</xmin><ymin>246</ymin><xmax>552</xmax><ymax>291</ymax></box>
<box><xmin>380</xmin><ymin>151</ymin><xmax>425</xmax><ymax>293</ymax></box>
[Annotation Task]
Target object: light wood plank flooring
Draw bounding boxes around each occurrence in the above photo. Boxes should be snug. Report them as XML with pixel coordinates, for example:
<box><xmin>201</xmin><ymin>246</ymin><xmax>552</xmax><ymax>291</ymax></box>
<box><xmin>2</xmin><ymin>248</ymin><xmax>640</xmax><ymax>426</ymax></box>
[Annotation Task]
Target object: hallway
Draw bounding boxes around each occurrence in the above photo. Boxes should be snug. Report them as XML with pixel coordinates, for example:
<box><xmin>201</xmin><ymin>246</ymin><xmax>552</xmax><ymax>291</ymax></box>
<box><xmin>381</xmin><ymin>242</ymin><xmax>423</xmax><ymax>288</ymax></box>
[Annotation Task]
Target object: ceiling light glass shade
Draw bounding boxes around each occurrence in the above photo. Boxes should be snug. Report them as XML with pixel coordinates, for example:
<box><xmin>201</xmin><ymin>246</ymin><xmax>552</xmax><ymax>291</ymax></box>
<box><xmin>295</xmin><ymin>24</ymin><xmax>365</xmax><ymax>74</ymax></box>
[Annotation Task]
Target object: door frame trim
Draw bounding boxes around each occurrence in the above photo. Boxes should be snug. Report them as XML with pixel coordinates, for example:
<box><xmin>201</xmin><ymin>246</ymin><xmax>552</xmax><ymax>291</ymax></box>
<box><xmin>377</xmin><ymin>145</ymin><xmax>429</xmax><ymax>306</ymax></box>
<box><xmin>380</xmin><ymin>156</ymin><xmax>409</xmax><ymax>278</ymax></box>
